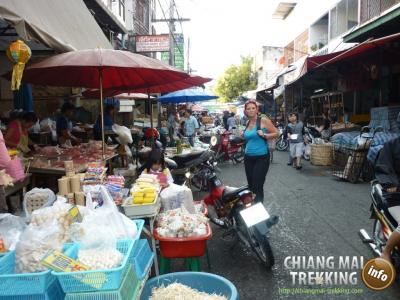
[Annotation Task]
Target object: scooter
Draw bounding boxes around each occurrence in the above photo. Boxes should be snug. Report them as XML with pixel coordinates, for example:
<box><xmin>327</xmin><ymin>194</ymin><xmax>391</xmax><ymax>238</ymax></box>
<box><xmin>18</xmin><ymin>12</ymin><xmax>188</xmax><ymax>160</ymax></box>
<box><xmin>201</xmin><ymin>171</ymin><xmax>279</xmax><ymax>269</ymax></box>
<box><xmin>212</xmin><ymin>131</ymin><xmax>245</xmax><ymax>164</ymax></box>
<box><xmin>302</xmin><ymin>126</ymin><xmax>322</xmax><ymax>161</ymax></box>
<box><xmin>166</xmin><ymin>149</ymin><xmax>216</xmax><ymax>186</ymax></box>
<box><xmin>275</xmin><ymin>123</ymin><xmax>289</xmax><ymax>151</ymax></box>
<box><xmin>359</xmin><ymin>180</ymin><xmax>400</xmax><ymax>270</ymax></box>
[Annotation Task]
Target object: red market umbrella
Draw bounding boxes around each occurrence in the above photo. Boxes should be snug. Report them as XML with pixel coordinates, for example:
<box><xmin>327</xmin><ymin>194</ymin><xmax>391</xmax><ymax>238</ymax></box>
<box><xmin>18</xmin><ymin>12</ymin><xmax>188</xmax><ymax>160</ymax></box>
<box><xmin>82</xmin><ymin>75</ymin><xmax>212</xmax><ymax>98</ymax></box>
<box><xmin>20</xmin><ymin>48</ymin><xmax>190</xmax><ymax>155</ymax></box>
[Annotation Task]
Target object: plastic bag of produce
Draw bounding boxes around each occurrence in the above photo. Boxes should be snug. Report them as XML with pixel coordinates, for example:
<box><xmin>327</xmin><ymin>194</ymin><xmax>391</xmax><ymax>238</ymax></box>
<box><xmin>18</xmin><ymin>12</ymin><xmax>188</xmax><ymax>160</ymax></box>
<box><xmin>112</xmin><ymin>124</ymin><xmax>133</xmax><ymax>145</ymax></box>
<box><xmin>23</xmin><ymin>188</ymin><xmax>56</xmax><ymax>219</ymax></box>
<box><xmin>160</xmin><ymin>183</ymin><xmax>195</xmax><ymax>213</ymax></box>
<box><xmin>15</xmin><ymin>220</ymin><xmax>63</xmax><ymax>273</ymax></box>
<box><xmin>0</xmin><ymin>213</ymin><xmax>26</xmax><ymax>251</ymax></box>
<box><xmin>30</xmin><ymin>200</ymin><xmax>73</xmax><ymax>243</ymax></box>
<box><xmin>85</xmin><ymin>185</ymin><xmax>137</xmax><ymax>239</ymax></box>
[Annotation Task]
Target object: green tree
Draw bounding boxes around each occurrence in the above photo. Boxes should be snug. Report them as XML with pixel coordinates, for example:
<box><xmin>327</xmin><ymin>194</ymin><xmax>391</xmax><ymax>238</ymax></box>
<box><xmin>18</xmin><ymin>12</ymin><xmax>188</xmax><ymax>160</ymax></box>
<box><xmin>214</xmin><ymin>56</ymin><xmax>257</xmax><ymax>102</ymax></box>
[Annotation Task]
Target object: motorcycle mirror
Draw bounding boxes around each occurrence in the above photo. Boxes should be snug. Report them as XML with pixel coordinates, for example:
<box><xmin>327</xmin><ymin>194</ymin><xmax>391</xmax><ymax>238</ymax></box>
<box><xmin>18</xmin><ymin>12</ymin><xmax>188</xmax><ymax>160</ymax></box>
<box><xmin>185</xmin><ymin>172</ymin><xmax>191</xmax><ymax>179</ymax></box>
<box><xmin>210</xmin><ymin>136</ymin><xmax>218</xmax><ymax>146</ymax></box>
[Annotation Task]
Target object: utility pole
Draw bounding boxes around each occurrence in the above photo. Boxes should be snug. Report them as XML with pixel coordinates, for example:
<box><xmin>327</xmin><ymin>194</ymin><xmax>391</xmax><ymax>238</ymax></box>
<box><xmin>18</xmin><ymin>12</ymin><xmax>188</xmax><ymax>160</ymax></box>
<box><xmin>187</xmin><ymin>37</ymin><xmax>190</xmax><ymax>73</ymax></box>
<box><xmin>169</xmin><ymin>0</ymin><xmax>175</xmax><ymax>67</ymax></box>
<box><xmin>152</xmin><ymin>1</ymin><xmax>190</xmax><ymax>68</ymax></box>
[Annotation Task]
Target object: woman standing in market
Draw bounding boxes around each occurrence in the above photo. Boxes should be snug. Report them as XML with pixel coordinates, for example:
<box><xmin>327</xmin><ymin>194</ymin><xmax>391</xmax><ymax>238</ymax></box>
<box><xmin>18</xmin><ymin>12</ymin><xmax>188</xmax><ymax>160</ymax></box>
<box><xmin>243</xmin><ymin>100</ymin><xmax>278</xmax><ymax>203</ymax></box>
<box><xmin>5</xmin><ymin>112</ymin><xmax>38</xmax><ymax>153</ymax></box>
<box><xmin>93</xmin><ymin>105</ymin><xmax>115</xmax><ymax>140</ymax></box>
<box><xmin>56</xmin><ymin>102</ymin><xmax>81</xmax><ymax>146</ymax></box>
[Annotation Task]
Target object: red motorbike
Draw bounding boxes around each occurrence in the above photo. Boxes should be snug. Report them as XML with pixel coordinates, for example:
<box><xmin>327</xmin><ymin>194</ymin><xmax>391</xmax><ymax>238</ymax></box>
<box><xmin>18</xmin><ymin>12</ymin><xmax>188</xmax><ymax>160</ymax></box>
<box><xmin>200</xmin><ymin>171</ymin><xmax>278</xmax><ymax>269</ymax></box>
<box><xmin>211</xmin><ymin>131</ymin><xmax>245</xmax><ymax>163</ymax></box>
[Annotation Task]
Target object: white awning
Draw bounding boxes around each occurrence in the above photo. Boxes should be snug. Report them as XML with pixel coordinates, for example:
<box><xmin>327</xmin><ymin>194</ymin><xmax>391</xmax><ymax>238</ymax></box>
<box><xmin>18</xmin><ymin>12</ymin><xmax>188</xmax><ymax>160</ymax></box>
<box><xmin>0</xmin><ymin>0</ymin><xmax>112</xmax><ymax>52</ymax></box>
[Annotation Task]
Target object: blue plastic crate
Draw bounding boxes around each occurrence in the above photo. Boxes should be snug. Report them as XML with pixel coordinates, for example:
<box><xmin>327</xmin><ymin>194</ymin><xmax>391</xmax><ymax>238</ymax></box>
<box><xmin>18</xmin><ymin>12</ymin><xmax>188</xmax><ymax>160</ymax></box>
<box><xmin>130</xmin><ymin>239</ymin><xmax>154</xmax><ymax>280</ymax></box>
<box><xmin>0</xmin><ymin>251</ymin><xmax>14</xmax><ymax>275</ymax></box>
<box><xmin>133</xmin><ymin>219</ymin><xmax>145</xmax><ymax>242</ymax></box>
<box><xmin>0</xmin><ymin>244</ymin><xmax>71</xmax><ymax>296</ymax></box>
<box><xmin>64</xmin><ymin>265</ymin><xmax>140</xmax><ymax>300</ymax></box>
<box><xmin>0</xmin><ymin>277</ymin><xmax>64</xmax><ymax>300</ymax></box>
<box><xmin>54</xmin><ymin>239</ymin><xmax>135</xmax><ymax>293</ymax></box>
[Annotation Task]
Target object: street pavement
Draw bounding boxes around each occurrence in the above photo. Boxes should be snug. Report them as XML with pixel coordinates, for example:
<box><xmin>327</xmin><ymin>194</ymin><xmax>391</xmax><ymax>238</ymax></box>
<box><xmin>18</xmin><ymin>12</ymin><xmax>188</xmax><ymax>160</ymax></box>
<box><xmin>184</xmin><ymin>151</ymin><xmax>400</xmax><ymax>300</ymax></box>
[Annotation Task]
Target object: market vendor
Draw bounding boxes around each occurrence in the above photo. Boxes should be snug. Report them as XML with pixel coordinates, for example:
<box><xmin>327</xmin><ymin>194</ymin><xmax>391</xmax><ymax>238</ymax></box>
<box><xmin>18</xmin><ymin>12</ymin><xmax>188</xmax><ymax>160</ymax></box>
<box><xmin>317</xmin><ymin>110</ymin><xmax>331</xmax><ymax>139</ymax></box>
<box><xmin>4</xmin><ymin>112</ymin><xmax>38</xmax><ymax>153</ymax></box>
<box><xmin>93</xmin><ymin>105</ymin><xmax>115</xmax><ymax>140</ymax></box>
<box><xmin>56</xmin><ymin>102</ymin><xmax>81</xmax><ymax>146</ymax></box>
<box><xmin>142</xmin><ymin>149</ymin><xmax>173</xmax><ymax>188</ymax></box>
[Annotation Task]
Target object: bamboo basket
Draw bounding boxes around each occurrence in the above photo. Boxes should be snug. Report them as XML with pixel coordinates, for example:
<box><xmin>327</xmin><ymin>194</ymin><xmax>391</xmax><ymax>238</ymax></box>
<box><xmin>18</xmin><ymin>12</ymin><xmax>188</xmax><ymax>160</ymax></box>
<box><xmin>310</xmin><ymin>143</ymin><xmax>333</xmax><ymax>166</ymax></box>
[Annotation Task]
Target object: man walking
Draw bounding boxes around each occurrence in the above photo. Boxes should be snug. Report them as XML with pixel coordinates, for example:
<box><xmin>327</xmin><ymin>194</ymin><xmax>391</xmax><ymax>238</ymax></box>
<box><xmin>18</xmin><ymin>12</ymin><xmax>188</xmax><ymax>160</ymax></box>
<box><xmin>288</xmin><ymin>112</ymin><xmax>305</xmax><ymax>170</ymax></box>
<box><xmin>184</xmin><ymin>109</ymin><xmax>199</xmax><ymax>146</ymax></box>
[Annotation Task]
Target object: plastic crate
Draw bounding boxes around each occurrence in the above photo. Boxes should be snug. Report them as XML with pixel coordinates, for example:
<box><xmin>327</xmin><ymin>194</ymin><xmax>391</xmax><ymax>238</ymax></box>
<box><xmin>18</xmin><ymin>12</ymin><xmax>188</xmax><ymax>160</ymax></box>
<box><xmin>153</xmin><ymin>223</ymin><xmax>212</xmax><ymax>258</ymax></box>
<box><xmin>140</xmin><ymin>272</ymin><xmax>238</xmax><ymax>300</ymax></box>
<box><xmin>64</xmin><ymin>265</ymin><xmax>140</xmax><ymax>300</ymax></box>
<box><xmin>0</xmin><ymin>278</ymin><xmax>65</xmax><ymax>300</ymax></box>
<box><xmin>54</xmin><ymin>239</ymin><xmax>135</xmax><ymax>293</ymax></box>
<box><xmin>130</xmin><ymin>239</ymin><xmax>154</xmax><ymax>279</ymax></box>
<box><xmin>0</xmin><ymin>251</ymin><xmax>14</xmax><ymax>275</ymax></box>
<box><xmin>0</xmin><ymin>244</ymin><xmax>70</xmax><ymax>296</ymax></box>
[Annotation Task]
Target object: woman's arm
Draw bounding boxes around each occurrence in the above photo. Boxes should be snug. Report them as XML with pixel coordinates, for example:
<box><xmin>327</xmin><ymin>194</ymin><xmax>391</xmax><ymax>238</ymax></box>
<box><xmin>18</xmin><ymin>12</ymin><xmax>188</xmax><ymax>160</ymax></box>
<box><xmin>259</xmin><ymin>117</ymin><xmax>278</xmax><ymax>140</ymax></box>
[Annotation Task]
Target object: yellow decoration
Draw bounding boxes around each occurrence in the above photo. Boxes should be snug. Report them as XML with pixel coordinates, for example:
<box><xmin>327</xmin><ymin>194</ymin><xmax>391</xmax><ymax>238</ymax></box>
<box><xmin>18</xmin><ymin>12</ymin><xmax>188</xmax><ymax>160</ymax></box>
<box><xmin>6</xmin><ymin>40</ymin><xmax>31</xmax><ymax>91</ymax></box>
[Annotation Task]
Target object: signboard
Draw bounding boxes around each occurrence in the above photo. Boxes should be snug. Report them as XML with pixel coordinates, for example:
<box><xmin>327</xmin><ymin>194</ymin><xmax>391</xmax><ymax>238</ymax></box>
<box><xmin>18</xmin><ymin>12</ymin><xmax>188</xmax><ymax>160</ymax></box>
<box><xmin>161</xmin><ymin>34</ymin><xmax>185</xmax><ymax>70</ymax></box>
<box><xmin>135</xmin><ymin>35</ymin><xmax>170</xmax><ymax>52</ymax></box>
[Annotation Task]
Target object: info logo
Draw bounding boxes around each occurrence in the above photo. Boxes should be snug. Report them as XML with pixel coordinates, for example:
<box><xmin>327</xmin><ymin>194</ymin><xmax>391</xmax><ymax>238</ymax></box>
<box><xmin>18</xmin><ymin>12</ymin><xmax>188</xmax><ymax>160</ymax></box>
<box><xmin>361</xmin><ymin>258</ymin><xmax>396</xmax><ymax>291</ymax></box>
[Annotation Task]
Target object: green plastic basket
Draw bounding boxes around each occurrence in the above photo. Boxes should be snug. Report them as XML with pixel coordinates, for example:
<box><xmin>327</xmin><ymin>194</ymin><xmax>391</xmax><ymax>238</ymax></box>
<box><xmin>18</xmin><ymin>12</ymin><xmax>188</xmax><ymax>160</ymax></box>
<box><xmin>64</xmin><ymin>265</ymin><xmax>140</xmax><ymax>300</ymax></box>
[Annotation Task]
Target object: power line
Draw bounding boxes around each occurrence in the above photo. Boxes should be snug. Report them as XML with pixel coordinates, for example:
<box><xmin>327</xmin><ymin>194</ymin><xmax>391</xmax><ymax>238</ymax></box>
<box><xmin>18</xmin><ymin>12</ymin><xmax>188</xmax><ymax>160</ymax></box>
<box><xmin>156</xmin><ymin>0</ymin><xmax>184</xmax><ymax>60</ymax></box>
<box><xmin>172</xmin><ymin>0</ymin><xmax>184</xmax><ymax>34</ymax></box>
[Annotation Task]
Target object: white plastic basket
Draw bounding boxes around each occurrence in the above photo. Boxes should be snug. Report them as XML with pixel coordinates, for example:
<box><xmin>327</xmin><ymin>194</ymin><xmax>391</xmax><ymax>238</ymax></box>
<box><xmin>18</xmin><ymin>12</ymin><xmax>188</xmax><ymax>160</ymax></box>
<box><xmin>122</xmin><ymin>196</ymin><xmax>160</xmax><ymax>217</ymax></box>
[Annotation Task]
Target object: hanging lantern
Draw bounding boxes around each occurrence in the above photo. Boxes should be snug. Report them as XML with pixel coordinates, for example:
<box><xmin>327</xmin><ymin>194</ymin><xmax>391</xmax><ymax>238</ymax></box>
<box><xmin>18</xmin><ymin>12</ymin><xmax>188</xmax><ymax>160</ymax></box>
<box><xmin>6</xmin><ymin>40</ymin><xmax>31</xmax><ymax>91</ymax></box>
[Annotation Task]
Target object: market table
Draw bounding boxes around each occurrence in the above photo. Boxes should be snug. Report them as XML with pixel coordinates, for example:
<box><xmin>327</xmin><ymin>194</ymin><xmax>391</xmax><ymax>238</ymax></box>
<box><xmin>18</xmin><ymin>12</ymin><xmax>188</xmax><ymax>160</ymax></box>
<box><xmin>29</xmin><ymin>154</ymin><xmax>118</xmax><ymax>191</ymax></box>
<box><xmin>126</xmin><ymin>201</ymin><xmax>161</xmax><ymax>276</ymax></box>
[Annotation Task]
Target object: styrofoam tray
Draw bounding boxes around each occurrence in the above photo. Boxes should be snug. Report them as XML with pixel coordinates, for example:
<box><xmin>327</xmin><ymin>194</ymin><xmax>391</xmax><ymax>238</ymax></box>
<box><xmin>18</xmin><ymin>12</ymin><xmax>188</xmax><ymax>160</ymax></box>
<box><xmin>122</xmin><ymin>195</ymin><xmax>160</xmax><ymax>218</ymax></box>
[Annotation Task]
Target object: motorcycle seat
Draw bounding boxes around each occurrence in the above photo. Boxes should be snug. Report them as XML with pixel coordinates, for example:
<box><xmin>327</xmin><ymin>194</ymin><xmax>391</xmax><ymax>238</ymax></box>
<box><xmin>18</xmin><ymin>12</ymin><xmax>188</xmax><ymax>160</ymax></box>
<box><xmin>171</xmin><ymin>151</ymin><xmax>205</xmax><ymax>167</ymax></box>
<box><xmin>372</xmin><ymin>185</ymin><xmax>399</xmax><ymax>227</ymax></box>
<box><xmin>222</xmin><ymin>186</ymin><xmax>249</xmax><ymax>202</ymax></box>
<box><xmin>230</xmin><ymin>136</ymin><xmax>245</xmax><ymax>145</ymax></box>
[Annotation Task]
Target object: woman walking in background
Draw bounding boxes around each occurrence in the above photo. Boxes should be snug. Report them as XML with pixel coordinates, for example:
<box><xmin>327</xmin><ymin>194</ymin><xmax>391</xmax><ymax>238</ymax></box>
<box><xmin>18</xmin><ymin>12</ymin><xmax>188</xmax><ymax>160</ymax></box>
<box><xmin>243</xmin><ymin>100</ymin><xmax>278</xmax><ymax>203</ymax></box>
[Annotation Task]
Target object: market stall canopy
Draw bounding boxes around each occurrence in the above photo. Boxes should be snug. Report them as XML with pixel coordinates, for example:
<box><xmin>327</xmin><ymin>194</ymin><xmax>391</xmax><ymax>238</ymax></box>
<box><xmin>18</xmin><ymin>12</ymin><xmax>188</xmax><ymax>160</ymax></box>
<box><xmin>21</xmin><ymin>48</ymin><xmax>190</xmax><ymax>89</ymax></box>
<box><xmin>114</xmin><ymin>93</ymin><xmax>155</xmax><ymax>100</ymax></box>
<box><xmin>191</xmin><ymin>104</ymin><xmax>206</xmax><ymax>112</ymax></box>
<box><xmin>81</xmin><ymin>75</ymin><xmax>212</xmax><ymax>98</ymax></box>
<box><xmin>157</xmin><ymin>88</ymin><xmax>218</xmax><ymax>104</ymax></box>
<box><xmin>315</xmin><ymin>32</ymin><xmax>400</xmax><ymax>69</ymax></box>
<box><xmin>0</xmin><ymin>0</ymin><xmax>112</xmax><ymax>52</ymax></box>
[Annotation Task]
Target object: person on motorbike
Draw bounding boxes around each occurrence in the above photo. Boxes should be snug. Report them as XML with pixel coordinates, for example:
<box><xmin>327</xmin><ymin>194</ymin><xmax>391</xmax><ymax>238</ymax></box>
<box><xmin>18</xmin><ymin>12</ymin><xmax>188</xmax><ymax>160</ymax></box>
<box><xmin>242</xmin><ymin>100</ymin><xmax>278</xmax><ymax>203</ymax></box>
<box><xmin>375</xmin><ymin>137</ymin><xmax>400</xmax><ymax>262</ymax></box>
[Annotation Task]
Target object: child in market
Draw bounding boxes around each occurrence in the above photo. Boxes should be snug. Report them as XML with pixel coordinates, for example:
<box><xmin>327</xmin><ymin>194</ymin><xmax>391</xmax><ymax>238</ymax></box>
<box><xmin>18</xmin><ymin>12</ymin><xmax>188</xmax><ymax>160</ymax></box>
<box><xmin>142</xmin><ymin>149</ymin><xmax>174</xmax><ymax>188</ymax></box>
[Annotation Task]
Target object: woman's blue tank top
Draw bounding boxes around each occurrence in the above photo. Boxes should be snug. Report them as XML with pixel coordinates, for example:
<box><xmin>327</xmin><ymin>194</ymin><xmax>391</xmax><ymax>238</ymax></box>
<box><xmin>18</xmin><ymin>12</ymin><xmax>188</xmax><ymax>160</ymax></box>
<box><xmin>244</xmin><ymin>126</ymin><xmax>268</xmax><ymax>156</ymax></box>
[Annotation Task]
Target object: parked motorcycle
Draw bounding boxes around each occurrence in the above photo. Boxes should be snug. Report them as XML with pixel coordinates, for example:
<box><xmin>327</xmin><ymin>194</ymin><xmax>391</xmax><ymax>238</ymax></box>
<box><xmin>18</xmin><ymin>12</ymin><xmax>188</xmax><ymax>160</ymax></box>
<box><xmin>302</xmin><ymin>126</ymin><xmax>322</xmax><ymax>161</ymax></box>
<box><xmin>359</xmin><ymin>180</ymin><xmax>400</xmax><ymax>270</ymax></box>
<box><xmin>275</xmin><ymin>123</ymin><xmax>289</xmax><ymax>151</ymax></box>
<box><xmin>166</xmin><ymin>149</ymin><xmax>216</xmax><ymax>186</ymax></box>
<box><xmin>201</xmin><ymin>171</ymin><xmax>279</xmax><ymax>269</ymax></box>
<box><xmin>212</xmin><ymin>131</ymin><xmax>245</xmax><ymax>163</ymax></box>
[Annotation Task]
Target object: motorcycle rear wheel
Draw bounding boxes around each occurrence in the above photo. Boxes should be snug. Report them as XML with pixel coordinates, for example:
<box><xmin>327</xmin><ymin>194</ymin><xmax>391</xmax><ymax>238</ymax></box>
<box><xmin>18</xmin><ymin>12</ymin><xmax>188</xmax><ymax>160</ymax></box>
<box><xmin>233</xmin><ymin>147</ymin><xmax>245</xmax><ymax>163</ymax></box>
<box><xmin>247</xmin><ymin>226</ymin><xmax>275</xmax><ymax>269</ymax></box>
<box><xmin>276</xmin><ymin>138</ymin><xmax>289</xmax><ymax>151</ymax></box>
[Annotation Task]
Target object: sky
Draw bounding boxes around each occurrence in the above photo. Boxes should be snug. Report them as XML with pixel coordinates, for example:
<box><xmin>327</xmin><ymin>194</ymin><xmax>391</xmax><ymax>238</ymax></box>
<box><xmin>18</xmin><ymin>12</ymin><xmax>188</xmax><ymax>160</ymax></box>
<box><xmin>154</xmin><ymin>0</ymin><xmax>340</xmax><ymax>82</ymax></box>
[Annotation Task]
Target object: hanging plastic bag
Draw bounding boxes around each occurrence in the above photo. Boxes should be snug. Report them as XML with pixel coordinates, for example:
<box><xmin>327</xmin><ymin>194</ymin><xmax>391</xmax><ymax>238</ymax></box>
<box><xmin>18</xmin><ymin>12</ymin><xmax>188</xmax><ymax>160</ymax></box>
<box><xmin>15</xmin><ymin>220</ymin><xmax>63</xmax><ymax>273</ymax></box>
<box><xmin>112</xmin><ymin>124</ymin><xmax>133</xmax><ymax>145</ymax></box>
<box><xmin>23</xmin><ymin>188</ymin><xmax>56</xmax><ymax>219</ymax></box>
<box><xmin>0</xmin><ymin>213</ymin><xmax>26</xmax><ymax>251</ymax></box>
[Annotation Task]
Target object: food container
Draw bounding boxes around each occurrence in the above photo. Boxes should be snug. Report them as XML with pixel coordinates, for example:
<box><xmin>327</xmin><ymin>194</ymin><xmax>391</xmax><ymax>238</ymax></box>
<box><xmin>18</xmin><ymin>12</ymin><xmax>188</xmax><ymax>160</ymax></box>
<box><xmin>122</xmin><ymin>196</ymin><xmax>160</xmax><ymax>217</ymax></box>
<box><xmin>153</xmin><ymin>223</ymin><xmax>212</xmax><ymax>258</ymax></box>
